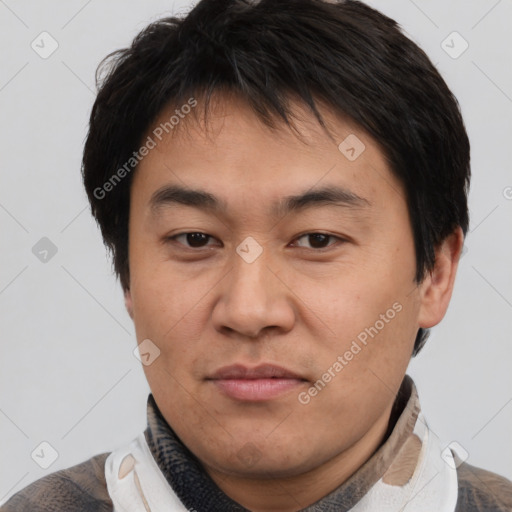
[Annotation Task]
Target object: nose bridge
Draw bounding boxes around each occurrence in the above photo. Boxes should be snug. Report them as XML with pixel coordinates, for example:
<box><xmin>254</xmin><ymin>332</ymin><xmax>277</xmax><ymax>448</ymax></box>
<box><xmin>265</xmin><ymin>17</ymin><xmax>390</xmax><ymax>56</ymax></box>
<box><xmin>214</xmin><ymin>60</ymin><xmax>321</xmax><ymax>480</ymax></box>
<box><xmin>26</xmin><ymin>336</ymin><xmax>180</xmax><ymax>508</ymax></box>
<box><xmin>229</xmin><ymin>231</ymin><xmax>272</xmax><ymax>282</ymax></box>
<box><xmin>229</xmin><ymin>242</ymin><xmax>274</xmax><ymax>312</ymax></box>
<box><xmin>212</xmin><ymin>239</ymin><xmax>294</xmax><ymax>338</ymax></box>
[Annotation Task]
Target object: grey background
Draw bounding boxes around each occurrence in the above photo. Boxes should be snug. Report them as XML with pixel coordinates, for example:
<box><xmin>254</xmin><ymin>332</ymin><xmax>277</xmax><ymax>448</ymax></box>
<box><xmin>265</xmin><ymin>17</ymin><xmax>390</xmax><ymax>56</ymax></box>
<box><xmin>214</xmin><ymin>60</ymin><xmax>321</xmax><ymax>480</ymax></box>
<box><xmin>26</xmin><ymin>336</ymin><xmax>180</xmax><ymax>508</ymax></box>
<box><xmin>1</xmin><ymin>0</ymin><xmax>511</xmax><ymax>504</ymax></box>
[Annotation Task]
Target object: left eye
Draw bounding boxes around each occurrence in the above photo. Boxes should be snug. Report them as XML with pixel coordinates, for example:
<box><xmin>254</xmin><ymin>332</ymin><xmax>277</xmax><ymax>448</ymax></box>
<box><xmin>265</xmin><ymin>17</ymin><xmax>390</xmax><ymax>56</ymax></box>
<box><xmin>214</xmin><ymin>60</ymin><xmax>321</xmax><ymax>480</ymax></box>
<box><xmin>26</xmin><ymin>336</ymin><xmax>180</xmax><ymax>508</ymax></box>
<box><xmin>293</xmin><ymin>233</ymin><xmax>341</xmax><ymax>249</ymax></box>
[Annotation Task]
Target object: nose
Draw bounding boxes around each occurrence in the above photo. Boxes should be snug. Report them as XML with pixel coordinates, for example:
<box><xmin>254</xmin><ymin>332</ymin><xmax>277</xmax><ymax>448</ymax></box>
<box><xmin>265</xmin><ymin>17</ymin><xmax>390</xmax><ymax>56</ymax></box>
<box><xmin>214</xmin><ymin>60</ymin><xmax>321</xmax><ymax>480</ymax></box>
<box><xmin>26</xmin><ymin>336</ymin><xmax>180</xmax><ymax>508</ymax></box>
<box><xmin>211</xmin><ymin>246</ymin><xmax>296</xmax><ymax>340</ymax></box>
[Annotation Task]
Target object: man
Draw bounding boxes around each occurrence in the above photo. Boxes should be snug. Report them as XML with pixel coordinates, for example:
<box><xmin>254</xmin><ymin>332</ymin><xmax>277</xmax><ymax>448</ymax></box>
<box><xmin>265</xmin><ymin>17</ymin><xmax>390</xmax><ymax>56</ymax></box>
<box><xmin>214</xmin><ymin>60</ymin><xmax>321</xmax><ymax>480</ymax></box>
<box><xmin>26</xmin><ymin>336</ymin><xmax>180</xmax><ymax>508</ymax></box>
<box><xmin>3</xmin><ymin>0</ymin><xmax>511</xmax><ymax>510</ymax></box>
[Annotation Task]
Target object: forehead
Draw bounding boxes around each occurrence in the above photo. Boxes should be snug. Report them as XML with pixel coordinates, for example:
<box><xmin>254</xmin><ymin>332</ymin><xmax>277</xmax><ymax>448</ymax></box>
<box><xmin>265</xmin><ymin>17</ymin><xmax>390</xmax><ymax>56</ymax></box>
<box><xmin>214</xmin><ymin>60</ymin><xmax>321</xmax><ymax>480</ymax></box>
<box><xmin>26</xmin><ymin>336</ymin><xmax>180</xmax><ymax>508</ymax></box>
<box><xmin>131</xmin><ymin>92</ymin><xmax>403</xmax><ymax>215</ymax></box>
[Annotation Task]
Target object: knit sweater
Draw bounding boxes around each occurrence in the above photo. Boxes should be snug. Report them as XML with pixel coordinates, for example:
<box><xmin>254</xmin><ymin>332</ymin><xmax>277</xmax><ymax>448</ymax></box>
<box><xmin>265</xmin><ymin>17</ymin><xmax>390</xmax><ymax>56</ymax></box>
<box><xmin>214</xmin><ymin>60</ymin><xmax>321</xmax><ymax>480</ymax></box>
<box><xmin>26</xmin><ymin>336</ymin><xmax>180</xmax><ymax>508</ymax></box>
<box><xmin>2</xmin><ymin>376</ymin><xmax>511</xmax><ymax>511</ymax></box>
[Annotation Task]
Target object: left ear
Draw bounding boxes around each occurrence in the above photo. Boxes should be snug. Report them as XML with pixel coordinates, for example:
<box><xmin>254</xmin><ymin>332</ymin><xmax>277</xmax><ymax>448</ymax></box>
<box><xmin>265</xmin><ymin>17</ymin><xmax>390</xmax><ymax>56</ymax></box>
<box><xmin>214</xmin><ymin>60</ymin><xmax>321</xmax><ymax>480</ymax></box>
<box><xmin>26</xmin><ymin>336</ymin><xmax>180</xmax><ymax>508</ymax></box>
<box><xmin>417</xmin><ymin>227</ymin><xmax>464</xmax><ymax>329</ymax></box>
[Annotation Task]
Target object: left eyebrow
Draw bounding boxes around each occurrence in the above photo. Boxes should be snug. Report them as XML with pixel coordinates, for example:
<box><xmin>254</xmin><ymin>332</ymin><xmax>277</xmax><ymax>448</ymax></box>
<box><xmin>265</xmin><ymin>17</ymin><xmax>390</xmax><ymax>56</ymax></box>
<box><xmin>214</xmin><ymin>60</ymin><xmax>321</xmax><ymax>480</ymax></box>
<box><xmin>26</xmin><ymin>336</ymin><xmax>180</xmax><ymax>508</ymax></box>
<box><xmin>148</xmin><ymin>184</ymin><xmax>371</xmax><ymax>217</ymax></box>
<box><xmin>273</xmin><ymin>185</ymin><xmax>371</xmax><ymax>217</ymax></box>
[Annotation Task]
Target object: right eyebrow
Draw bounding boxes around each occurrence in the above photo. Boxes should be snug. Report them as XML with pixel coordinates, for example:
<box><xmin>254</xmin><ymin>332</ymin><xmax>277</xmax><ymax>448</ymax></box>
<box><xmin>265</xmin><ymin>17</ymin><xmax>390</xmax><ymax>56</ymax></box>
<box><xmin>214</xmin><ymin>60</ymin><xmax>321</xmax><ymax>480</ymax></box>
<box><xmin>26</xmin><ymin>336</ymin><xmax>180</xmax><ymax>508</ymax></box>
<box><xmin>149</xmin><ymin>185</ymin><xmax>227</xmax><ymax>216</ymax></box>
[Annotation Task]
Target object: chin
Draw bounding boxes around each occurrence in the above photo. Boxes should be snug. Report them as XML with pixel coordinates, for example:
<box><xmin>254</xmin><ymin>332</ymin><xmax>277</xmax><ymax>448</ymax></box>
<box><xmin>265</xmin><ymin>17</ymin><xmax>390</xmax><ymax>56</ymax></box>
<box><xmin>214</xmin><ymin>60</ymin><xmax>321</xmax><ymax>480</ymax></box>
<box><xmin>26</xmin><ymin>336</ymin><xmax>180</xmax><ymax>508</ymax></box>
<box><xmin>200</xmin><ymin>440</ymin><xmax>319</xmax><ymax>479</ymax></box>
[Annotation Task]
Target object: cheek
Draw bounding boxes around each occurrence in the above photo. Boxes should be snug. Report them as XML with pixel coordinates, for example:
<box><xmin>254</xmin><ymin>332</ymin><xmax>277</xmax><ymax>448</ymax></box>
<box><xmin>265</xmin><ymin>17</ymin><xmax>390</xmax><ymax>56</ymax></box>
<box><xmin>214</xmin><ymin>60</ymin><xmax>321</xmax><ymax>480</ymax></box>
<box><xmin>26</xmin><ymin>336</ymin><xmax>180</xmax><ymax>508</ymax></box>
<box><xmin>129</xmin><ymin>260</ymin><xmax>230</xmax><ymax>385</ymax></box>
<box><xmin>297</xmin><ymin>301</ymin><xmax>416</xmax><ymax>436</ymax></box>
<box><xmin>288</xmin><ymin>260</ymin><xmax>407</xmax><ymax>339</ymax></box>
<box><xmin>291</xmin><ymin>259</ymin><xmax>417</xmax><ymax>386</ymax></box>
<box><xmin>130</xmin><ymin>255</ymin><xmax>204</xmax><ymax>332</ymax></box>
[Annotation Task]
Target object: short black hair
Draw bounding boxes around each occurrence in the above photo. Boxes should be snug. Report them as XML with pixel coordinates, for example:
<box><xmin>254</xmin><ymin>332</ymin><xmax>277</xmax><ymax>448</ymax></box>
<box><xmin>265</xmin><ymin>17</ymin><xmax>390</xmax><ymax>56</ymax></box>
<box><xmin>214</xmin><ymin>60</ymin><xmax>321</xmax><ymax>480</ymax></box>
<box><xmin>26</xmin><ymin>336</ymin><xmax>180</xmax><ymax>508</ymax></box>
<box><xmin>82</xmin><ymin>0</ymin><xmax>470</xmax><ymax>356</ymax></box>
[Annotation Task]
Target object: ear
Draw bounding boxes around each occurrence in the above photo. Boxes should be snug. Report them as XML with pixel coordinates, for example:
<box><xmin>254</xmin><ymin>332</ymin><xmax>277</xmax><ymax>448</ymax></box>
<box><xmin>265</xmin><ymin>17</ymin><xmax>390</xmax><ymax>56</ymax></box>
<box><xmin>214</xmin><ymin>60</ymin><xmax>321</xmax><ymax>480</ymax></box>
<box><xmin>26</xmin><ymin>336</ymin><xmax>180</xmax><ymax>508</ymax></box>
<box><xmin>124</xmin><ymin>288</ymin><xmax>134</xmax><ymax>320</ymax></box>
<box><xmin>417</xmin><ymin>227</ymin><xmax>464</xmax><ymax>329</ymax></box>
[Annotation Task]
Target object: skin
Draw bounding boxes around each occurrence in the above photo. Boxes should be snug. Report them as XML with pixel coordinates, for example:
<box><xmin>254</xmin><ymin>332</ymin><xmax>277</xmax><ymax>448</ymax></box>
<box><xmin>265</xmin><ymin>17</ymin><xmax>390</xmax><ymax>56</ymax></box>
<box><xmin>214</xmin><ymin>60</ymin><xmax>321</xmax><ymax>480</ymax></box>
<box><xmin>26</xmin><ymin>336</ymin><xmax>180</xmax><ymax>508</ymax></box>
<box><xmin>124</xmin><ymin>91</ymin><xmax>463</xmax><ymax>511</ymax></box>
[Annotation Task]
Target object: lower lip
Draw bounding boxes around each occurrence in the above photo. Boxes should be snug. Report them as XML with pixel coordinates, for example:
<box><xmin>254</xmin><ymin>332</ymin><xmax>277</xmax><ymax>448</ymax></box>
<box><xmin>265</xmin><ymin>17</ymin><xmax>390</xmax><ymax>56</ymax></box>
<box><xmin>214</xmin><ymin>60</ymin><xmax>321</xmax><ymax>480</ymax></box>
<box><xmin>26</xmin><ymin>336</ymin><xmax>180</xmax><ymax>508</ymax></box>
<box><xmin>212</xmin><ymin>378</ymin><xmax>305</xmax><ymax>401</ymax></box>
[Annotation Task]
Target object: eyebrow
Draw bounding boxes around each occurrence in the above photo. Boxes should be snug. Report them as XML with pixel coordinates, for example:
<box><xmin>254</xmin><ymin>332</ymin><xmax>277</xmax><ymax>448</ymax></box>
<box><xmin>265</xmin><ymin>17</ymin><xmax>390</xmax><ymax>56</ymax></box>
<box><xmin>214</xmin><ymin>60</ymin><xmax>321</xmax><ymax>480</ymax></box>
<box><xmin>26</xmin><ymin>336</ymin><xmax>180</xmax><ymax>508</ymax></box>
<box><xmin>149</xmin><ymin>184</ymin><xmax>371</xmax><ymax>217</ymax></box>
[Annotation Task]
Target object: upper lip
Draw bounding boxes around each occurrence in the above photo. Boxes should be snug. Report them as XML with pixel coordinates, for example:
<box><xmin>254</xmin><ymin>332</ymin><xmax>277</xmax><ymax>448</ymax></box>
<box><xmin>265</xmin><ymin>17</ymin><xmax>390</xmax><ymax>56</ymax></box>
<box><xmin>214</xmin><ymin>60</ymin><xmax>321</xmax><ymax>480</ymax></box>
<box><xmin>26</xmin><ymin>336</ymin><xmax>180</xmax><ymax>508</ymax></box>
<box><xmin>208</xmin><ymin>364</ymin><xmax>306</xmax><ymax>380</ymax></box>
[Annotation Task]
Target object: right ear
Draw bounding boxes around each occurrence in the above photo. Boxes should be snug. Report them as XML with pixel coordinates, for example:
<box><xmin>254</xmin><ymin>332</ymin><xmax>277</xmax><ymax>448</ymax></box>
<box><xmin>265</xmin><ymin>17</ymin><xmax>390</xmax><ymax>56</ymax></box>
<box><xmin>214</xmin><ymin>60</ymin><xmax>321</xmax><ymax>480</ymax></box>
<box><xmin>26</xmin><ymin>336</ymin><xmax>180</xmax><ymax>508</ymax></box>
<box><xmin>124</xmin><ymin>288</ymin><xmax>134</xmax><ymax>319</ymax></box>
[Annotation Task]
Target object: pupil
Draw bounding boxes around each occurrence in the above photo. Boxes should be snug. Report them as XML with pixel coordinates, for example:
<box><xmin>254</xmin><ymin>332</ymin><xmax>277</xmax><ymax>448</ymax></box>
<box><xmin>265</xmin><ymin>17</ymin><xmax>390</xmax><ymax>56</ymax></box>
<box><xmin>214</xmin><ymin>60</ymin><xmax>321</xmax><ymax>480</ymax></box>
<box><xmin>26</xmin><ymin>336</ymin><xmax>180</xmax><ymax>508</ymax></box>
<box><xmin>187</xmin><ymin>233</ymin><xmax>208</xmax><ymax>247</ymax></box>
<box><xmin>309</xmin><ymin>234</ymin><xmax>328</xmax><ymax>248</ymax></box>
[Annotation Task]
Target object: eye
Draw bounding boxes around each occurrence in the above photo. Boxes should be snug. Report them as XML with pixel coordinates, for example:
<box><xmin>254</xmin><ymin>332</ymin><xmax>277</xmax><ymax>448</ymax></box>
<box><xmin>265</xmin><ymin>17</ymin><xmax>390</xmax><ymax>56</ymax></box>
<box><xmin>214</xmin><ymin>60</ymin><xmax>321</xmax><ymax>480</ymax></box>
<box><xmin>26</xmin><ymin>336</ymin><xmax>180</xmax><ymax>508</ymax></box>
<box><xmin>168</xmin><ymin>232</ymin><xmax>218</xmax><ymax>249</ymax></box>
<box><xmin>292</xmin><ymin>232</ymin><xmax>343</xmax><ymax>250</ymax></box>
<box><xmin>167</xmin><ymin>231</ymin><xmax>344</xmax><ymax>251</ymax></box>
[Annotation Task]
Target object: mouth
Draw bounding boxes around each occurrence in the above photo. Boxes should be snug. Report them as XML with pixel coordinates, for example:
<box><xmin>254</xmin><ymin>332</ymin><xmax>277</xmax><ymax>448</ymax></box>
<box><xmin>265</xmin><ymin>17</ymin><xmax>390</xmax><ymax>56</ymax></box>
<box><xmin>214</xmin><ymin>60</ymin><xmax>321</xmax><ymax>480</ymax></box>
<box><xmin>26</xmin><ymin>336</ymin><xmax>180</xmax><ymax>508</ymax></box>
<box><xmin>206</xmin><ymin>364</ymin><xmax>308</xmax><ymax>402</ymax></box>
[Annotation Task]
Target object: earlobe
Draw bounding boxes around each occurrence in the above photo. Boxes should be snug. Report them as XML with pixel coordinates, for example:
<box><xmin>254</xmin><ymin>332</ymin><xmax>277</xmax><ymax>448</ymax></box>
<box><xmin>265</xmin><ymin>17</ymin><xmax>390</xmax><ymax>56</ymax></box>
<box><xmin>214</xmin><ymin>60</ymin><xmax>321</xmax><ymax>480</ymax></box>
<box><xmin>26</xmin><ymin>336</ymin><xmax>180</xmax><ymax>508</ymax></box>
<box><xmin>124</xmin><ymin>289</ymin><xmax>134</xmax><ymax>319</ymax></box>
<box><xmin>417</xmin><ymin>227</ymin><xmax>464</xmax><ymax>329</ymax></box>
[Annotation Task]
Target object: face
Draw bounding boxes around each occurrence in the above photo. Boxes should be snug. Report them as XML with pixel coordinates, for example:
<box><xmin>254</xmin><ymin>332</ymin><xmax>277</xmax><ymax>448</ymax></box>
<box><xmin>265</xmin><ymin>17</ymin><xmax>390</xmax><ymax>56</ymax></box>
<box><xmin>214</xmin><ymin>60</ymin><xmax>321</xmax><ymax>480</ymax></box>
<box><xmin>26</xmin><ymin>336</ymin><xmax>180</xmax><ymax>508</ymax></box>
<box><xmin>125</xmin><ymin>92</ymin><xmax>438</xmax><ymax>480</ymax></box>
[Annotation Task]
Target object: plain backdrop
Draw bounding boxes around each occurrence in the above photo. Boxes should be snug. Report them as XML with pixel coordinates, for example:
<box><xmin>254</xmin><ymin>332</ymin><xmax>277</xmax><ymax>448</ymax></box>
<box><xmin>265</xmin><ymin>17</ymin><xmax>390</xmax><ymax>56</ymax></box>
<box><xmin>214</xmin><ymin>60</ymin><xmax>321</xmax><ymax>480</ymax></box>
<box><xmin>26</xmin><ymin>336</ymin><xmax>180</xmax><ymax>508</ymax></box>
<box><xmin>1</xmin><ymin>0</ymin><xmax>511</xmax><ymax>504</ymax></box>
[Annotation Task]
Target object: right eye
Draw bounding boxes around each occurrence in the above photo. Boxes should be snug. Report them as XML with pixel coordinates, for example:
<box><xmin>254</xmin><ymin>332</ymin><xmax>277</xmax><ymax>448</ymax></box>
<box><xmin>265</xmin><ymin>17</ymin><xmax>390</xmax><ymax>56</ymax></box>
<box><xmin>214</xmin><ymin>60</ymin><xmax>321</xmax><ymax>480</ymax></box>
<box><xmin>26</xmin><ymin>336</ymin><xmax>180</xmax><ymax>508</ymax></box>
<box><xmin>166</xmin><ymin>232</ymin><xmax>219</xmax><ymax>249</ymax></box>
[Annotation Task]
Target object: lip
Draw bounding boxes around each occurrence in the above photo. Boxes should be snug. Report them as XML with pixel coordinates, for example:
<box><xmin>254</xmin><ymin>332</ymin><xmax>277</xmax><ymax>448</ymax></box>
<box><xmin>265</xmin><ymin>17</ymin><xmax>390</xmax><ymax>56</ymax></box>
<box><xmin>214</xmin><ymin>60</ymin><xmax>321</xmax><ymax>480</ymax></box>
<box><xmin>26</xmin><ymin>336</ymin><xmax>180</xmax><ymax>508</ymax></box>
<box><xmin>207</xmin><ymin>364</ymin><xmax>307</xmax><ymax>402</ymax></box>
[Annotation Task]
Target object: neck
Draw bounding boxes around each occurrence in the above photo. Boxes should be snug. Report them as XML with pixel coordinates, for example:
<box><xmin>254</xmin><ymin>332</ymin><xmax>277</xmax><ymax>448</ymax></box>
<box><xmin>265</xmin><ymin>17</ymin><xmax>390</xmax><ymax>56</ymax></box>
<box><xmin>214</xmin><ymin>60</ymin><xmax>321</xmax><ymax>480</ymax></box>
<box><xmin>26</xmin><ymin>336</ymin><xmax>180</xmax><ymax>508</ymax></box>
<box><xmin>204</xmin><ymin>402</ymin><xmax>394</xmax><ymax>512</ymax></box>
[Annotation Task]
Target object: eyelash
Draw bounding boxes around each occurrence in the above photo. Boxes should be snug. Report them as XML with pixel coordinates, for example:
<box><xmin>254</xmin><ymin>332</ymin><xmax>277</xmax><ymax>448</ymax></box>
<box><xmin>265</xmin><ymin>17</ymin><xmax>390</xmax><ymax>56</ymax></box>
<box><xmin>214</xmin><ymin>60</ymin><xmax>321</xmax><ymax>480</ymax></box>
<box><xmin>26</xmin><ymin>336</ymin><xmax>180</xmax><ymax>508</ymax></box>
<box><xmin>166</xmin><ymin>232</ymin><xmax>345</xmax><ymax>251</ymax></box>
